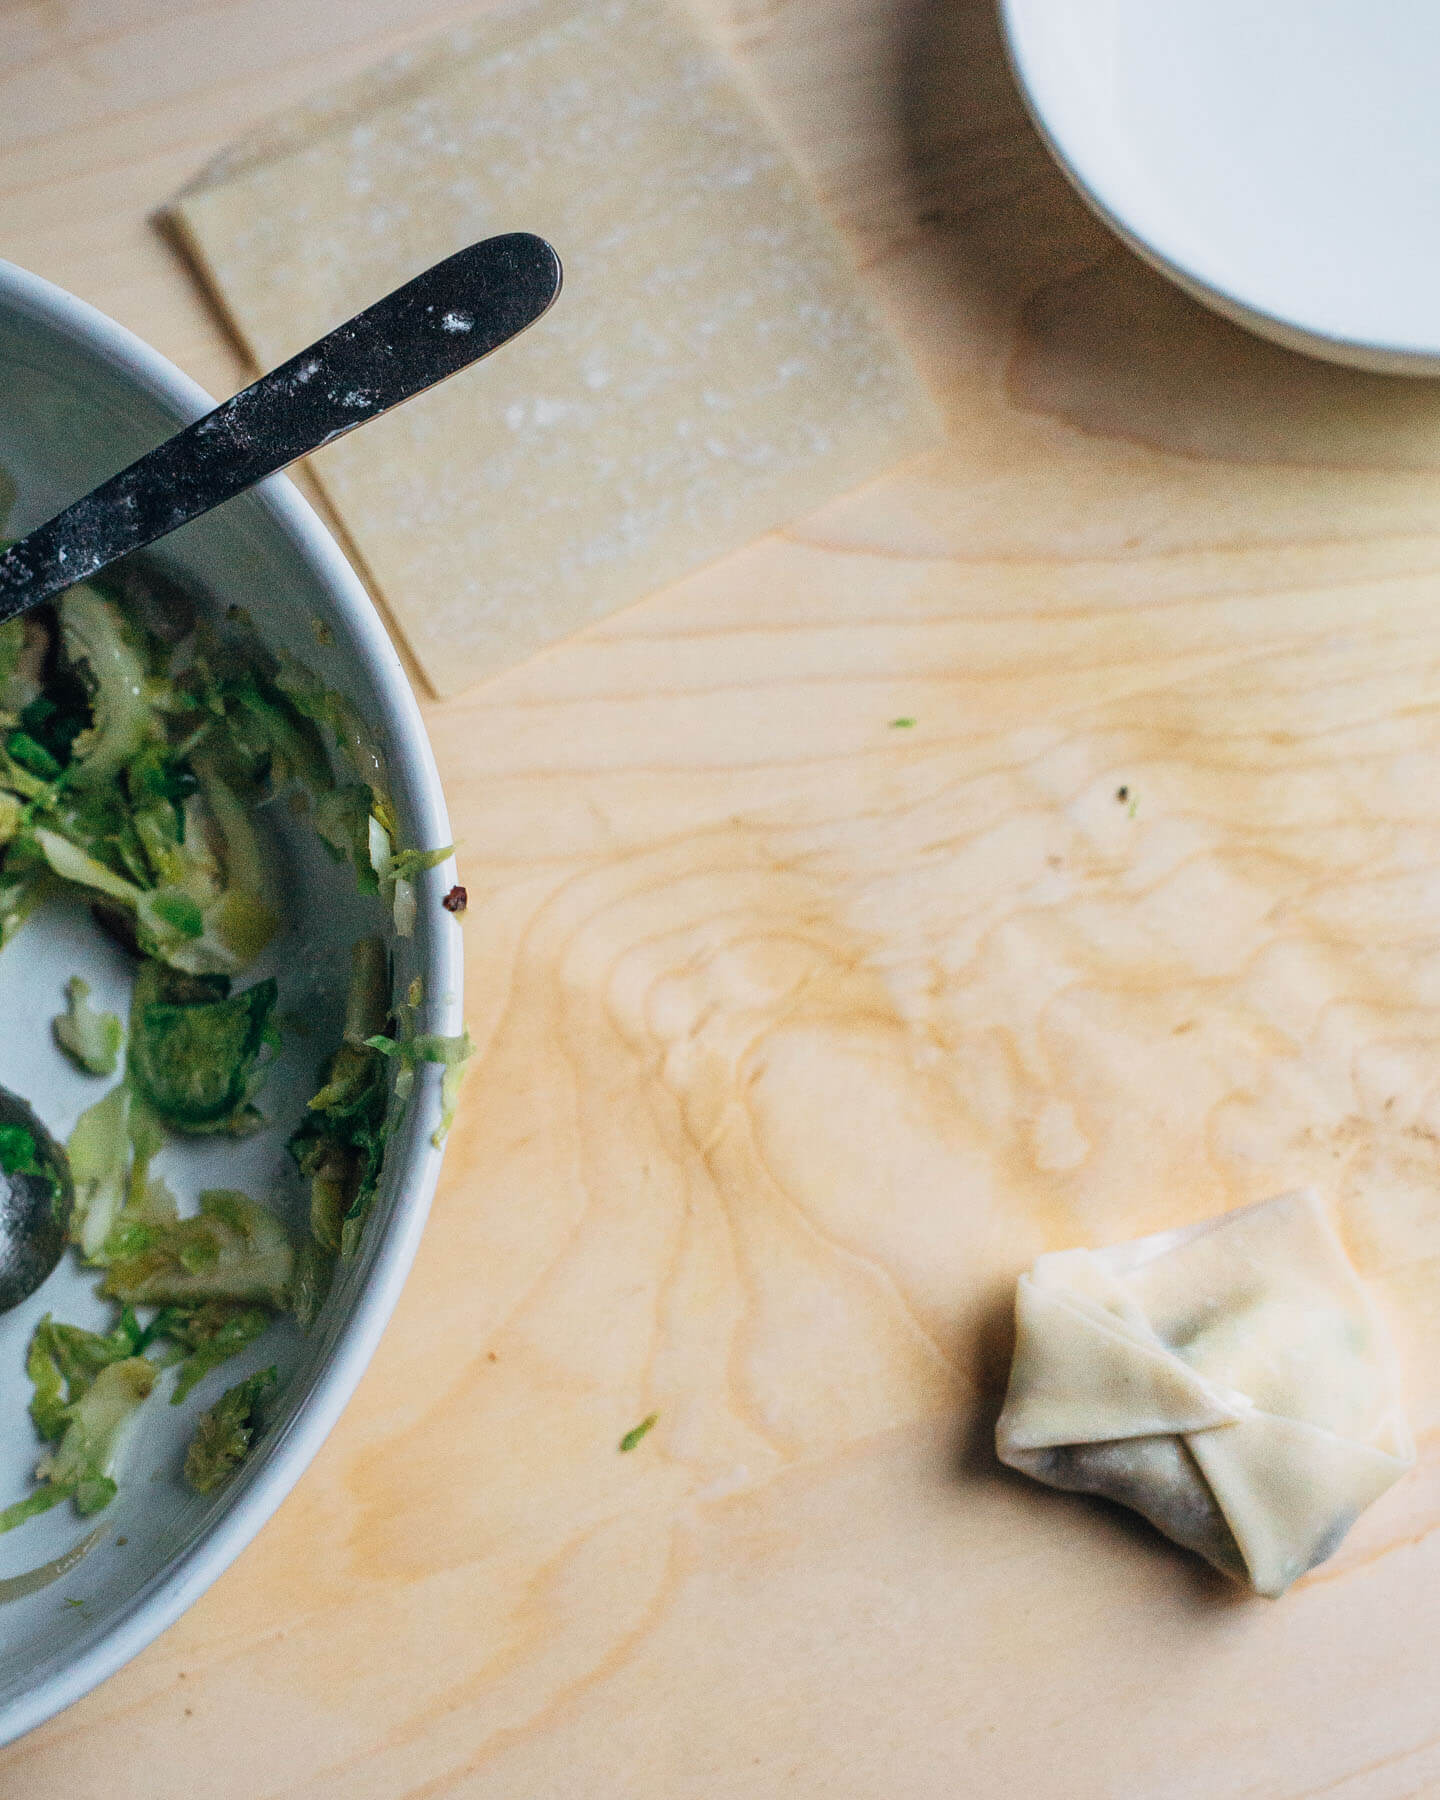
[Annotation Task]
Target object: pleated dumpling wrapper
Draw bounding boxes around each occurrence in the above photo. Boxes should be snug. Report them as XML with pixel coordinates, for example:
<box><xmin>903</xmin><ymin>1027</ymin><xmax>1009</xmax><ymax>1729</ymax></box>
<box><xmin>995</xmin><ymin>1191</ymin><xmax>1413</xmax><ymax>1596</ymax></box>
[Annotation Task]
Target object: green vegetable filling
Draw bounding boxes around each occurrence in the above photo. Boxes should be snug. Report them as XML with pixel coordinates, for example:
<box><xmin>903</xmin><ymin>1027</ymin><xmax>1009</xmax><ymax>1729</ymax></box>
<box><xmin>1</xmin><ymin>1319</ymin><xmax>157</xmax><ymax>1529</ymax></box>
<box><xmin>158</xmin><ymin>1302</ymin><xmax>274</xmax><ymax>1405</ymax></box>
<box><xmin>288</xmin><ymin>937</ymin><xmax>390</xmax><ymax>1256</ymax></box>
<box><xmin>0</xmin><ymin>543</ymin><xmax>474</xmax><ymax>1534</ymax></box>
<box><xmin>128</xmin><ymin>960</ymin><xmax>278</xmax><ymax>1134</ymax></box>
<box><xmin>53</xmin><ymin>976</ymin><xmax>123</xmax><ymax>1076</ymax></box>
<box><xmin>184</xmin><ymin>1367</ymin><xmax>277</xmax><ymax>1495</ymax></box>
<box><xmin>101</xmin><ymin>1189</ymin><xmax>294</xmax><ymax>1309</ymax></box>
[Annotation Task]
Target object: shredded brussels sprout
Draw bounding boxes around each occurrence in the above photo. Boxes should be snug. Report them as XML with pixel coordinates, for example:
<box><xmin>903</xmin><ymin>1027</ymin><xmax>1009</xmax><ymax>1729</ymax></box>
<box><xmin>0</xmin><ymin>562</ymin><xmax>470</xmax><ymax>1537</ymax></box>
<box><xmin>184</xmin><ymin>1367</ymin><xmax>277</xmax><ymax>1495</ymax></box>
<box><xmin>53</xmin><ymin>976</ymin><xmax>123</xmax><ymax>1077</ymax></box>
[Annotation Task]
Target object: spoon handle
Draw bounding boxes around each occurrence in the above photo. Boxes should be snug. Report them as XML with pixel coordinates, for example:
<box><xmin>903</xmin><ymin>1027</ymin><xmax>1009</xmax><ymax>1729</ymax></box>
<box><xmin>0</xmin><ymin>231</ymin><xmax>562</xmax><ymax>624</ymax></box>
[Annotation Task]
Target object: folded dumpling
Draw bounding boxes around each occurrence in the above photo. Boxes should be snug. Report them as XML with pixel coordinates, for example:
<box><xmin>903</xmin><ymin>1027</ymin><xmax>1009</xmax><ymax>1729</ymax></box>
<box><xmin>995</xmin><ymin>1190</ymin><xmax>1413</xmax><ymax>1595</ymax></box>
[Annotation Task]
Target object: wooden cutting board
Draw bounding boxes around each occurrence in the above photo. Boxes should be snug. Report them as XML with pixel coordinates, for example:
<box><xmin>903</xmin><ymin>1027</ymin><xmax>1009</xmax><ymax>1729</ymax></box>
<box><xmin>6</xmin><ymin>1</ymin><xmax>1440</xmax><ymax>1794</ymax></box>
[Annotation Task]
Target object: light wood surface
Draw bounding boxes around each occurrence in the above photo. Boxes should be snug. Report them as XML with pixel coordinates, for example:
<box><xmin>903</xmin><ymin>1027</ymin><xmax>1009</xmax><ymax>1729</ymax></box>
<box><xmin>7</xmin><ymin>2</ymin><xmax>1440</xmax><ymax>1795</ymax></box>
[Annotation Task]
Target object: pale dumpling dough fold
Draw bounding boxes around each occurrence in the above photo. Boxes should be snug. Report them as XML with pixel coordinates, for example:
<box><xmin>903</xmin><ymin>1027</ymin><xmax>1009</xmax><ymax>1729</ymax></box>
<box><xmin>996</xmin><ymin>1191</ymin><xmax>1413</xmax><ymax>1596</ymax></box>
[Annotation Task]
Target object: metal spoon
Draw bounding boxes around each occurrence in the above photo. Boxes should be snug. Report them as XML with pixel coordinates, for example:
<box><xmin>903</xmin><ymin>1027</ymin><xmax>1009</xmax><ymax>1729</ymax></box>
<box><xmin>0</xmin><ymin>1093</ymin><xmax>73</xmax><ymax>1314</ymax></box>
<box><xmin>0</xmin><ymin>231</ymin><xmax>562</xmax><ymax>622</ymax></box>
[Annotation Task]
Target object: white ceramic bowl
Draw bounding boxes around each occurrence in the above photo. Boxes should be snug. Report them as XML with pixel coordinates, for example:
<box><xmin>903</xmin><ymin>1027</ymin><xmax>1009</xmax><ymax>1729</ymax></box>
<box><xmin>999</xmin><ymin>0</ymin><xmax>1440</xmax><ymax>375</ymax></box>
<box><xmin>0</xmin><ymin>258</ymin><xmax>461</xmax><ymax>1742</ymax></box>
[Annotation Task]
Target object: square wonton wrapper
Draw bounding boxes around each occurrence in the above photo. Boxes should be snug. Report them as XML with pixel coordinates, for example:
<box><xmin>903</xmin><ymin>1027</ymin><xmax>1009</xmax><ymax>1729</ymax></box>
<box><xmin>995</xmin><ymin>1191</ymin><xmax>1413</xmax><ymax>1596</ymax></box>
<box><xmin>170</xmin><ymin>0</ymin><xmax>942</xmax><ymax>696</ymax></box>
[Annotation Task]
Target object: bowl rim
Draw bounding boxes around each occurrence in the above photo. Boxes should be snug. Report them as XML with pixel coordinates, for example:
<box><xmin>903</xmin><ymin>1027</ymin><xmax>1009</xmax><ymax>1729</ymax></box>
<box><xmin>996</xmin><ymin>0</ymin><xmax>1440</xmax><ymax>377</ymax></box>
<box><xmin>0</xmin><ymin>254</ymin><xmax>461</xmax><ymax>1745</ymax></box>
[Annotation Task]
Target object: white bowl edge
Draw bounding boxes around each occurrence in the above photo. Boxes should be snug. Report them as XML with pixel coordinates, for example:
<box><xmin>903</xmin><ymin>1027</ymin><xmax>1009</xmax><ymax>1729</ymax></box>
<box><xmin>996</xmin><ymin>0</ymin><xmax>1440</xmax><ymax>378</ymax></box>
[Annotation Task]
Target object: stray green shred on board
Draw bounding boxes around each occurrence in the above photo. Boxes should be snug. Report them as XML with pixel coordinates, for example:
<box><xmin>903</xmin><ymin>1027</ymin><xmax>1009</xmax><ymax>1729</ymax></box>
<box><xmin>619</xmin><ymin>1413</ymin><xmax>659</xmax><ymax>1453</ymax></box>
<box><xmin>889</xmin><ymin>717</ymin><xmax>915</xmax><ymax>730</ymax></box>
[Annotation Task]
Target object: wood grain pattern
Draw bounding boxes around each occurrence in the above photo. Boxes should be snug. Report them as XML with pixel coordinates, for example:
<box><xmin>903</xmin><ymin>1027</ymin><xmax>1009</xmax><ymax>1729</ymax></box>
<box><xmin>6</xmin><ymin>1</ymin><xmax>1440</xmax><ymax>1795</ymax></box>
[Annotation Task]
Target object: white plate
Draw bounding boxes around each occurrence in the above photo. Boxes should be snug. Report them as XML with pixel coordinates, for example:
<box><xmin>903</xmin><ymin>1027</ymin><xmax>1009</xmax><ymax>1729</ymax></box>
<box><xmin>0</xmin><ymin>258</ymin><xmax>462</xmax><ymax>1743</ymax></box>
<box><xmin>999</xmin><ymin>0</ymin><xmax>1440</xmax><ymax>373</ymax></box>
